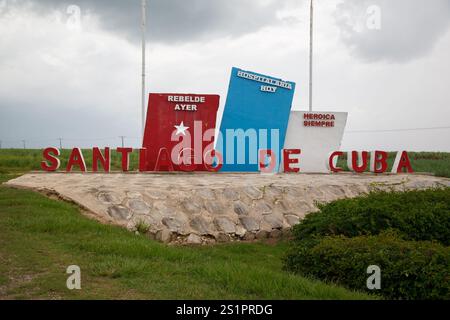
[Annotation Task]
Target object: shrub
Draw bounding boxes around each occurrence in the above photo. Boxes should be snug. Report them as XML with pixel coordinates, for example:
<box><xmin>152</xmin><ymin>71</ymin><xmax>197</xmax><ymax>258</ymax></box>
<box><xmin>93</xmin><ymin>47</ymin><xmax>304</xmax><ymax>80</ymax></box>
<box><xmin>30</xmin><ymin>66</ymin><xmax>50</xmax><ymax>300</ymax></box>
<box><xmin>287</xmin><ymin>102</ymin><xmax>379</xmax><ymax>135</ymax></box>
<box><xmin>134</xmin><ymin>220</ymin><xmax>150</xmax><ymax>234</ymax></box>
<box><xmin>292</xmin><ymin>188</ymin><xmax>450</xmax><ymax>245</ymax></box>
<box><xmin>284</xmin><ymin>231</ymin><xmax>450</xmax><ymax>300</ymax></box>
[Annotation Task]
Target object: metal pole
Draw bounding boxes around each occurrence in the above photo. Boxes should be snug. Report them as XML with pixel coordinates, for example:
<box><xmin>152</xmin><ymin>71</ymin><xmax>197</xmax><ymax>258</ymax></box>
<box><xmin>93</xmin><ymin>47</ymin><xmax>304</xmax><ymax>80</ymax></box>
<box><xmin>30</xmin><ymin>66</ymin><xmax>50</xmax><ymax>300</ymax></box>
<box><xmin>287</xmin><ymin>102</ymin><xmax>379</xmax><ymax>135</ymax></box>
<box><xmin>141</xmin><ymin>0</ymin><xmax>147</xmax><ymax>139</ymax></box>
<box><xmin>58</xmin><ymin>138</ymin><xmax>63</xmax><ymax>149</ymax></box>
<box><xmin>22</xmin><ymin>140</ymin><xmax>26</xmax><ymax>150</ymax></box>
<box><xmin>309</xmin><ymin>0</ymin><xmax>314</xmax><ymax>112</ymax></box>
<box><xmin>119</xmin><ymin>136</ymin><xmax>125</xmax><ymax>148</ymax></box>
<box><xmin>0</xmin><ymin>140</ymin><xmax>2</xmax><ymax>149</ymax></box>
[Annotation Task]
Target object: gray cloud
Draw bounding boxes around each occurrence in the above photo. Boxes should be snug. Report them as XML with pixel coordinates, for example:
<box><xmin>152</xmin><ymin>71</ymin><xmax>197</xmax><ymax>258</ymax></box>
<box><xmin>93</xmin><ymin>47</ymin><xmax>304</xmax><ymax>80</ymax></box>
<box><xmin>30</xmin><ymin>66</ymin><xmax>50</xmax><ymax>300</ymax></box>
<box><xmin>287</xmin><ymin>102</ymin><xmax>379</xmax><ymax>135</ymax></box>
<box><xmin>334</xmin><ymin>0</ymin><xmax>450</xmax><ymax>63</ymax></box>
<box><xmin>10</xmin><ymin>0</ymin><xmax>449</xmax><ymax>61</ymax></box>
<box><xmin>15</xmin><ymin>0</ymin><xmax>295</xmax><ymax>44</ymax></box>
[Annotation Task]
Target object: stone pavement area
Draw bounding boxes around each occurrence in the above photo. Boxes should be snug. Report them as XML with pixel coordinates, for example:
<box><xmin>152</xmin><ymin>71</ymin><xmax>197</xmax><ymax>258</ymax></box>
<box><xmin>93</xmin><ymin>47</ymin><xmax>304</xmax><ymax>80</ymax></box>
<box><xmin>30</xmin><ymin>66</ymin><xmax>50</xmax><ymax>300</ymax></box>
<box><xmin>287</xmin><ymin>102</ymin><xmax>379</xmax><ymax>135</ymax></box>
<box><xmin>5</xmin><ymin>173</ymin><xmax>450</xmax><ymax>244</ymax></box>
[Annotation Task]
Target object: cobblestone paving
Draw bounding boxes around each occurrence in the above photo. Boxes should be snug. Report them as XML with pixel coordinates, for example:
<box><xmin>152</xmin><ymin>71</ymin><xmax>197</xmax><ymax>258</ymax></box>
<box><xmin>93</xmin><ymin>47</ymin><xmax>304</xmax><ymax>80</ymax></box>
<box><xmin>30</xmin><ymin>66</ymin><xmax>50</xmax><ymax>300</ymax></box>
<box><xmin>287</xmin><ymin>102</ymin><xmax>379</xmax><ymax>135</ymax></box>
<box><xmin>5</xmin><ymin>173</ymin><xmax>449</xmax><ymax>244</ymax></box>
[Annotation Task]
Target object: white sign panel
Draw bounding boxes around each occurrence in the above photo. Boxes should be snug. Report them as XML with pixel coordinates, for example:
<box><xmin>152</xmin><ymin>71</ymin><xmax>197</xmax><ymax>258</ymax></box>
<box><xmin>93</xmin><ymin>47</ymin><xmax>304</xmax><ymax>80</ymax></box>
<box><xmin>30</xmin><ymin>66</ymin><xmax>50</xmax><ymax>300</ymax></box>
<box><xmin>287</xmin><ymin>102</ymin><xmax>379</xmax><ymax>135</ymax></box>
<box><xmin>282</xmin><ymin>111</ymin><xmax>348</xmax><ymax>173</ymax></box>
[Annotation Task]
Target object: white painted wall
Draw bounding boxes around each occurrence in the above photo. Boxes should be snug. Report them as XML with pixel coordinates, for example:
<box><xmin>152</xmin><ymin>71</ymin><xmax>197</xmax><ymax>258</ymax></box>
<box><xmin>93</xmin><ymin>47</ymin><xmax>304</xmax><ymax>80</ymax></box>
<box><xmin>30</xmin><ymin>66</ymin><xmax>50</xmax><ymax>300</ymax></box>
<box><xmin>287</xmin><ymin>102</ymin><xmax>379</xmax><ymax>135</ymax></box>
<box><xmin>282</xmin><ymin>111</ymin><xmax>348</xmax><ymax>173</ymax></box>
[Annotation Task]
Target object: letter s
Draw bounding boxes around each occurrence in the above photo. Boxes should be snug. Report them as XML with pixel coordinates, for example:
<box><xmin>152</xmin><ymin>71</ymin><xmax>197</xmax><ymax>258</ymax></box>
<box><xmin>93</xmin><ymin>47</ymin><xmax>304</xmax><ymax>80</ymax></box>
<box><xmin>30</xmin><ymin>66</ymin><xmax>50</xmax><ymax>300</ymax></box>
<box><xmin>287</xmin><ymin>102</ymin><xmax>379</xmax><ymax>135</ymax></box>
<box><xmin>41</xmin><ymin>147</ymin><xmax>61</xmax><ymax>172</ymax></box>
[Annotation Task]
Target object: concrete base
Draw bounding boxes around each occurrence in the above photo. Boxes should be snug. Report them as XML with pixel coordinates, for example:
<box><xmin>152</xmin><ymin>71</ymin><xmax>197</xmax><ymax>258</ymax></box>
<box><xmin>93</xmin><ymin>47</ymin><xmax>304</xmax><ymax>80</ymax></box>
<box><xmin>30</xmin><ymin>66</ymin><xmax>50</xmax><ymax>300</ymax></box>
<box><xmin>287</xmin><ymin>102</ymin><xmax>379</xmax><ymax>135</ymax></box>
<box><xmin>5</xmin><ymin>173</ymin><xmax>449</xmax><ymax>244</ymax></box>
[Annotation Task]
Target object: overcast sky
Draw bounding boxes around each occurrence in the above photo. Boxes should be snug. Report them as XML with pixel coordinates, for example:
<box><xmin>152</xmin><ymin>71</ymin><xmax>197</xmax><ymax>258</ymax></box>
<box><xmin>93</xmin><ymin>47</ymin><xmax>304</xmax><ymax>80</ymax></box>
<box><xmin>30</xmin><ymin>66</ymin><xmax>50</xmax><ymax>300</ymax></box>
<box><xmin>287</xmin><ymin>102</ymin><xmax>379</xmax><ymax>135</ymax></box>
<box><xmin>0</xmin><ymin>0</ymin><xmax>449</xmax><ymax>151</ymax></box>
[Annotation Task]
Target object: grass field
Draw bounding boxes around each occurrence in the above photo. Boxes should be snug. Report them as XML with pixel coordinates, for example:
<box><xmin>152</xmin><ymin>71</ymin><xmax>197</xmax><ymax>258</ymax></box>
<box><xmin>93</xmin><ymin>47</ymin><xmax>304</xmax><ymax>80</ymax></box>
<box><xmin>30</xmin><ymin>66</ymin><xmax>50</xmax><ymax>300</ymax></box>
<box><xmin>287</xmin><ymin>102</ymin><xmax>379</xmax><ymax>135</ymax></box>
<box><xmin>1</xmin><ymin>149</ymin><xmax>448</xmax><ymax>299</ymax></box>
<box><xmin>0</xmin><ymin>173</ymin><xmax>371</xmax><ymax>300</ymax></box>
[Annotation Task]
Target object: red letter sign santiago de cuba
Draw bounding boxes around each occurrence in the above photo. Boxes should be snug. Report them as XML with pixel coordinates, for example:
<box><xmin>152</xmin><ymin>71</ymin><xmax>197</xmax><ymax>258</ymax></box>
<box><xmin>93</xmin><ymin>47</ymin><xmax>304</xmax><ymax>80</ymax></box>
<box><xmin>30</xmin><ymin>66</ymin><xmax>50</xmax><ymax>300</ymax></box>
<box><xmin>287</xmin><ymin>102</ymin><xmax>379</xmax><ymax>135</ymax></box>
<box><xmin>39</xmin><ymin>69</ymin><xmax>414</xmax><ymax>175</ymax></box>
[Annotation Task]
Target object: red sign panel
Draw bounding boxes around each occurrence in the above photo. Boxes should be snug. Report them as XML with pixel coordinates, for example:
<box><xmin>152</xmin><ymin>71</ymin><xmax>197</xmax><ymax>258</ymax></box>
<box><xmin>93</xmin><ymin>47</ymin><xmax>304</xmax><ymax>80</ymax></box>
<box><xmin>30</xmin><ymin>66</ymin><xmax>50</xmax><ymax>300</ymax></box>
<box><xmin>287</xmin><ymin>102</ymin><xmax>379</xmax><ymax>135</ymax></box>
<box><xmin>142</xmin><ymin>93</ymin><xmax>220</xmax><ymax>171</ymax></box>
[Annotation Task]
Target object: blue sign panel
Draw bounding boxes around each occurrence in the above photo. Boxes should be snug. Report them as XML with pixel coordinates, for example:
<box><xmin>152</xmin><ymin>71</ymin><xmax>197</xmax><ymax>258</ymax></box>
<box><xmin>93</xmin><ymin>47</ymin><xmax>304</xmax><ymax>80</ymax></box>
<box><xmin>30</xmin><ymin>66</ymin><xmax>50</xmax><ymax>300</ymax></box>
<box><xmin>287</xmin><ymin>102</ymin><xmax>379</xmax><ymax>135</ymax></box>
<box><xmin>217</xmin><ymin>67</ymin><xmax>296</xmax><ymax>172</ymax></box>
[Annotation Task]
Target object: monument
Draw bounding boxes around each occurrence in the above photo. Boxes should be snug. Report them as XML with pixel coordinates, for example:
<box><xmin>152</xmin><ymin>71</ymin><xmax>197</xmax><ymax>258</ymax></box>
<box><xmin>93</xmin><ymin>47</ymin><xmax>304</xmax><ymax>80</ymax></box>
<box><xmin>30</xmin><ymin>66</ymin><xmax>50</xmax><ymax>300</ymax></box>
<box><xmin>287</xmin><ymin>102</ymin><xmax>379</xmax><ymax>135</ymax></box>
<box><xmin>31</xmin><ymin>66</ymin><xmax>424</xmax><ymax>245</ymax></box>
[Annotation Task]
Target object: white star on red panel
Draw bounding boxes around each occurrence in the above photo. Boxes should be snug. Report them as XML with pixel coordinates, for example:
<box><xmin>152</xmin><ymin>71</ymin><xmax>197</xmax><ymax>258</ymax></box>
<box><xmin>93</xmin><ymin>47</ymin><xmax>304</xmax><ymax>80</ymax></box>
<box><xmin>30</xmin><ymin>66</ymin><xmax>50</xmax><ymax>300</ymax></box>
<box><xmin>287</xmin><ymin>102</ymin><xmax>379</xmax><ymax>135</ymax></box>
<box><xmin>174</xmin><ymin>121</ymin><xmax>189</xmax><ymax>136</ymax></box>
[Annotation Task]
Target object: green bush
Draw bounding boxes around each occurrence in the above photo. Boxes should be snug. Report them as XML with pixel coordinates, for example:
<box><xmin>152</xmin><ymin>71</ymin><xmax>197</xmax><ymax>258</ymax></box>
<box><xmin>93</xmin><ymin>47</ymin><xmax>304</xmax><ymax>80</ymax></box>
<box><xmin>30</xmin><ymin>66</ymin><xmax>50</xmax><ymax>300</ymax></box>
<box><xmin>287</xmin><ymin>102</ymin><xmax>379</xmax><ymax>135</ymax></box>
<box><xmin>292</xmin><ymin>188</ymin><xmax>450</xmax><ymax>245</ymax></box>
<box><xmin>284</xmin><ymin>231</ymin><xmax>450</xmax><ymax>300</ymax></box>
<box><xmin>285</xmin><ymin>189</ymin><xmax>450</xmax><ymax>299</ymax></box>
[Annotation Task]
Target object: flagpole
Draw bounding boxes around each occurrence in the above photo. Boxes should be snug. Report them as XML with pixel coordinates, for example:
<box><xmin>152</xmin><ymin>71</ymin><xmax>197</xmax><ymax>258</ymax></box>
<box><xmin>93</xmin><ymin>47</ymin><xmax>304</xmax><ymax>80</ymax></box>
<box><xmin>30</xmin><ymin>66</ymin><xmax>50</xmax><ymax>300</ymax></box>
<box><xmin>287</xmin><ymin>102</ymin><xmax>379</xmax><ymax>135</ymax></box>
<box><xmin>309</xmin><ymin>0</ymin><xmax>313</xmax><ymax>112</ymax></box>
<box><xmin>141</xmin><ymin>0</ymin><xmax>147</xmax><ymax>138</ymax></box>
